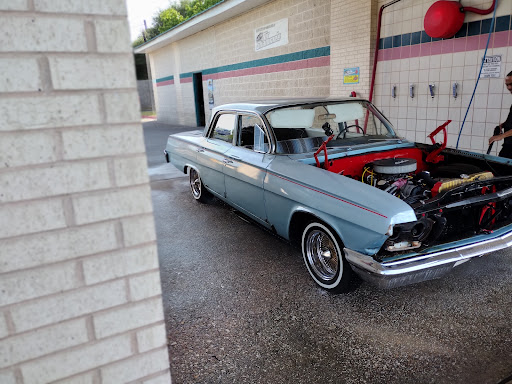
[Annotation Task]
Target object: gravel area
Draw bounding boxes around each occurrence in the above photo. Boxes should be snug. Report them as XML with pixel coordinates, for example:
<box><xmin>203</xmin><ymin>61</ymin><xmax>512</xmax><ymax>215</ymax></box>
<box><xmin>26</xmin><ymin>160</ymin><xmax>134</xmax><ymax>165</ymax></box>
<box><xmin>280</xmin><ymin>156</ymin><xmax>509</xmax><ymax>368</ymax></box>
<box><xmin>152</xmin><ymin>177</ymin><xmax>512</xmax><ymax>384</ymax></box>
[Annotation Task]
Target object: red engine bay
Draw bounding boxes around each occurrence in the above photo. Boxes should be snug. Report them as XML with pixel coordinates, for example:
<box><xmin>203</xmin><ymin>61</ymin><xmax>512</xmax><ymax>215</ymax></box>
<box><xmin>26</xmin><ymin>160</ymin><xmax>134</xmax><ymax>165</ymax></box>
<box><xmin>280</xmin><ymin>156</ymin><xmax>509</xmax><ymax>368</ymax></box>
<box><xmin>311</xmin><ymin>121</ymin><xmax>497</xmax><ymax>203</ymax></box>
<box><xmin>327</xmin><ymin>148</ymin><xmax>427</xmax><ymax>179</ymax></box>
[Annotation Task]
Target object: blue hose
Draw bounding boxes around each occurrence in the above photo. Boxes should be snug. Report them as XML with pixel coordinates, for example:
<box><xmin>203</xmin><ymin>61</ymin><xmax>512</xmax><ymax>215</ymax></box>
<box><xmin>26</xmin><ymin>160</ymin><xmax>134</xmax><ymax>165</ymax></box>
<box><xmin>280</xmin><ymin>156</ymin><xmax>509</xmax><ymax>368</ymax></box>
<box><xmin>456</xmin><ymin>0</ymin><xmax>498</xmax><ymax>149</ymax></box>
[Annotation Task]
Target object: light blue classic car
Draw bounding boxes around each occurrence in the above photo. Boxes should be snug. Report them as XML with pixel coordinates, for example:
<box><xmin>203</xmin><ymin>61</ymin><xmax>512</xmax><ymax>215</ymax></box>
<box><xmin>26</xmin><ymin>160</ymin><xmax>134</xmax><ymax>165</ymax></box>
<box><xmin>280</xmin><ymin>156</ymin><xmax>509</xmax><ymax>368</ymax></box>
<box><xmin>165</xmin><ymin>98</ymin><xmax>512</xmax><ymax>292</ymax></box>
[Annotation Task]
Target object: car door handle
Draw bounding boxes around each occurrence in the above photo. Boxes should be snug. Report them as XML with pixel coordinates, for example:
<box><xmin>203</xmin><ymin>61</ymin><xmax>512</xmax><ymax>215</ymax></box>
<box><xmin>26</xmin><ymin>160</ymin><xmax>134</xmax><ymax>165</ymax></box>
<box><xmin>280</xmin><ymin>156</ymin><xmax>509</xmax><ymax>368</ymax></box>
<box><xmin>196</xmin><ymin>148</ymin><xmax>205</xmax><ymax>153</ymax></box>
<box><xmin>223</xmin><ymin>158</ymin><xmax>233</xmax><ymax>164</ymax></box>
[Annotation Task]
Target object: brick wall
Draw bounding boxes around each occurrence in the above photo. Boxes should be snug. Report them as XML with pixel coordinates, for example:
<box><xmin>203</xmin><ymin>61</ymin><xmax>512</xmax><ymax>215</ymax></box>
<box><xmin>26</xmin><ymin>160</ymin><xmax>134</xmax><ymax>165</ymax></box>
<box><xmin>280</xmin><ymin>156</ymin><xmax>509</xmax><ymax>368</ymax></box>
<box><xmin>145</xmin><ymin>0</ymin><xmax>512</xmax><ymax>152</ymax></box>
<box><xmin>155</xmin><ymin>84</ymin><xmax>179</xmax><ymax>125</ymax></box>
<box><xmin>374</xmin><ymin>0</ymin><xmax>512</xmax><ymax>154</ymax></box>
<box><xmin>150</xmin><ymin>0</ymin><xmax>331</xmax><ymax>126</ymax></box>
<box><xmin>137</xmin><ymin>80</ymin><xmax>155</xmax><ymax>111</ymax></box>
<box><xmin>330</xmin><ymin>0</ymin><xmax>378</xmax><ymax>98</ymax></box>
<box><xmin>0</xmin><ymin>1</ymin><xmax>171</xmax><ymax>383</ymax></box>
<box><xmin>147</xmin><ymin>55</ymin><xmax>162</xmax><ymax>124</ymax></box>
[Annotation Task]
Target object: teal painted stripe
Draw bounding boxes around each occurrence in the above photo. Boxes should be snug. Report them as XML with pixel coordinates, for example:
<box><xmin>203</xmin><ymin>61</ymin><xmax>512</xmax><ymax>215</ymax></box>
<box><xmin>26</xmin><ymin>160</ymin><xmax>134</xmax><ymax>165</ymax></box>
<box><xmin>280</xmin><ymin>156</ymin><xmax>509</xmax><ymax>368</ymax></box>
<box><xmin>379</xmin><ymin>15</ymin><xmax>511</xmax><ymax>49</ymax></box>
<box><xmin>156</xmin><ymin>75</ymin><xmax>174</xmax><ymax>83</ymax></box>
<box><xmin>159</xmin><ymin>46</ymin><xmax>331</xmax><ymax>83</ymax></box>
<box><xmin>201</xmin><ymin>46</ymin><xmax>330</xmax><ymax>76</ymax></box>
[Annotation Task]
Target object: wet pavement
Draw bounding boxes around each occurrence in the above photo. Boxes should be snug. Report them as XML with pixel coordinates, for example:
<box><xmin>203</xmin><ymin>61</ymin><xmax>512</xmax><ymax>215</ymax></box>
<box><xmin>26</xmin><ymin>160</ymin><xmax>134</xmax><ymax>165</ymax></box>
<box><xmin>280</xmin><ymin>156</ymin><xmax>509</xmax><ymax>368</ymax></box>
<box><xmin>146</xmin><ymin>121</ymin><xmax>512</xmax><ymax>384</ymax></box>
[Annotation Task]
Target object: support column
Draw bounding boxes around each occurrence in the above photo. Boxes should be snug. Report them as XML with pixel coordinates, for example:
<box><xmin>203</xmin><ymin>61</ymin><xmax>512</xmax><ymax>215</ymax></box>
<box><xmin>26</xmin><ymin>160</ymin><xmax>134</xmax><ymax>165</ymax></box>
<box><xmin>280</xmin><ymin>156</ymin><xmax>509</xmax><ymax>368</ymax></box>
<box><xmin>330</xmin><ymin>0</ymin><xmax>378</xmax><ymax>98</ymax></box>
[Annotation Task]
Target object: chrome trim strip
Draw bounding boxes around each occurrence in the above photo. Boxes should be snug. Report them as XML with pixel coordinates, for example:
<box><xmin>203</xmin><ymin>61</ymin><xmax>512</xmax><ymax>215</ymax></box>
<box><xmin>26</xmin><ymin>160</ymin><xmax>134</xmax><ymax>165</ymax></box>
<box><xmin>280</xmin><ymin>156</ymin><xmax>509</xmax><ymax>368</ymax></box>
<box><xmin>344</xmin><ymin>229</ymin><xmax>512</xmax><ymax>277</ymax></box>
<box><xmin>498</xmin><ymin>186</ymin><xmax>512</xmax><ymax>198</ymax></box>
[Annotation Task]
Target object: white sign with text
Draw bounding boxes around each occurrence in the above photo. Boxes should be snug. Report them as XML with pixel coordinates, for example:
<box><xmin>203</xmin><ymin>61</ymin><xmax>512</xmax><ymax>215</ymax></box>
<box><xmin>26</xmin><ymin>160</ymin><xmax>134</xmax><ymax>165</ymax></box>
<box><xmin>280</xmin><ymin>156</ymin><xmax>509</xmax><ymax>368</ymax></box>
<box><xmin>481</xmin><ymin>55</ymin><xmax>502</xmax><ymax>78</ymax></box>
<box><xmin>255</xmin><ymin>18</ymin><xmax>288</xmax><ymax>52</ymax></box>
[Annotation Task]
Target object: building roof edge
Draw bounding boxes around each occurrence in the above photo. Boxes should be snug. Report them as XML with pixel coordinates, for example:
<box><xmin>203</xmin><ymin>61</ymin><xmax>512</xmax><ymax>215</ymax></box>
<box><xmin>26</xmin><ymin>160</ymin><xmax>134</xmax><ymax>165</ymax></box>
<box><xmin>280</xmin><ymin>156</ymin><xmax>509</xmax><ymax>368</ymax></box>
<box><xmin>134</xmin><ymin>0</ymin><xmax>272</xmax><ymax>54</ymax></box>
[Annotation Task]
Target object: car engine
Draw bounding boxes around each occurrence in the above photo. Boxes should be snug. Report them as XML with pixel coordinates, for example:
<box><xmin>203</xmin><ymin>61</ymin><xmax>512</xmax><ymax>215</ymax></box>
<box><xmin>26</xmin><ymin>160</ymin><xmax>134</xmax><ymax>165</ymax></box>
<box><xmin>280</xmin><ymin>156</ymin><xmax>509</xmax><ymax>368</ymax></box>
<box><xmin>362</xmin><ymin>158</ymin><xmax>494</xmax><ymax>207</ymax></box>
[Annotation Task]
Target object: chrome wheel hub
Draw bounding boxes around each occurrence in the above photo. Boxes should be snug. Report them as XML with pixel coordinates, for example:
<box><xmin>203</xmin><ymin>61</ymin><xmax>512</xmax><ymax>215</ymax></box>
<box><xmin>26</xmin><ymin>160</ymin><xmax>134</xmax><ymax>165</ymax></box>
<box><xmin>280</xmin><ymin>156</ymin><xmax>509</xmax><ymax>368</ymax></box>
<box><xmin>306</xmin><ymin>230</ymin><xmax>339</xmax><ymax>281</ymax></box>
<box><xmin>190</xmin><ymin>170</ymin><xmax>201</xmax><ymax>198</ymax></box>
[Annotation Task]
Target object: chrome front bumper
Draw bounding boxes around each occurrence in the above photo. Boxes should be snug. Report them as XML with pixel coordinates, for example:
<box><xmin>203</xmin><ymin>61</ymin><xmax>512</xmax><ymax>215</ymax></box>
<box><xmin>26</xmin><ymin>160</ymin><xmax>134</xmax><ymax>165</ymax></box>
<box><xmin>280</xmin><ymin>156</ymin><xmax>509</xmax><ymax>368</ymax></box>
<box><xmin>344</xmin><ymin>229</ymin><xmax>512</xmax><ymax>289</ymax></box>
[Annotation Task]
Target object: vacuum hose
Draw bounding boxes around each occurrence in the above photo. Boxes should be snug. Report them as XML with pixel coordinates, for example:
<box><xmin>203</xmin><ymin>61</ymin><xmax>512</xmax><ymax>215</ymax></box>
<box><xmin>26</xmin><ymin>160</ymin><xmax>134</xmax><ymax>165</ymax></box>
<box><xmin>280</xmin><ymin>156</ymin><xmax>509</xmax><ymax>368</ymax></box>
<box><xmin>487</xmin><ymin>125</ymin><xmax>502</xmax><ymax>155</ymax></box>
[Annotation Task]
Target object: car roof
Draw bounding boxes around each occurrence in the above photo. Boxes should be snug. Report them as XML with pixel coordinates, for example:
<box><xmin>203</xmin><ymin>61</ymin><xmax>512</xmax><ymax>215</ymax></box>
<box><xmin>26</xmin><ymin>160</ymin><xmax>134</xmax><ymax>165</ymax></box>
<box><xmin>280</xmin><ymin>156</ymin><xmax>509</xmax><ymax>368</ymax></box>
<box><xmin>211</xmin><ymin>97</ymin><xmax>367</xmax><ymax>115</ymax></box>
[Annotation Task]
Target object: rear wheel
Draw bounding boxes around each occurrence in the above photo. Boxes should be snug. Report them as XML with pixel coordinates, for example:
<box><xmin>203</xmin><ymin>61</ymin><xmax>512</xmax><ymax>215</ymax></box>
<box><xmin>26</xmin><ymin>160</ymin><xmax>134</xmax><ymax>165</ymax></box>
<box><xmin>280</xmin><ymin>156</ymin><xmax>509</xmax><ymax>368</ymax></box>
<box><xmin>301</xmin><ymin>222</ymin><xmax>352</xmax><ymax>293</ymax></box>
<box><xmin>189</xmin><ymin>168</ymin><xmax>212</xmax><ymax>203</ymax></box>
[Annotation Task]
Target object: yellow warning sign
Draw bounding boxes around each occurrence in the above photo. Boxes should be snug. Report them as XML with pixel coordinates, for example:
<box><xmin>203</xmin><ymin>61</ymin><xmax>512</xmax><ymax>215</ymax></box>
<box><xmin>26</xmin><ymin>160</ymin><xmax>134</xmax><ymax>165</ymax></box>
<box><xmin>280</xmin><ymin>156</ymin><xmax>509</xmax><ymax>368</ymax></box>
<box><xmin>343</xmin><ymin>67</ymin><xmax>359</xmax><ymax>84</ymax></box>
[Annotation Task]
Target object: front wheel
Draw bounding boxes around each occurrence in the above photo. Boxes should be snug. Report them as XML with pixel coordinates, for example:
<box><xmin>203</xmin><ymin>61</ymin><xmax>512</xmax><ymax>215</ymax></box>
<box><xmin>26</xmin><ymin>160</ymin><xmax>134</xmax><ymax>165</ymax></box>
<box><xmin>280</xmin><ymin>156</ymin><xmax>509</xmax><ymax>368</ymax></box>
<box><xmin>189</xmin><ymin>168</ymin><xmax>212</xmax><ymax>203</ymax></box>
<box><xmin>301</xmin><ymin>222</ymin><xmax>352</xmax><ymax>293</ymax></box>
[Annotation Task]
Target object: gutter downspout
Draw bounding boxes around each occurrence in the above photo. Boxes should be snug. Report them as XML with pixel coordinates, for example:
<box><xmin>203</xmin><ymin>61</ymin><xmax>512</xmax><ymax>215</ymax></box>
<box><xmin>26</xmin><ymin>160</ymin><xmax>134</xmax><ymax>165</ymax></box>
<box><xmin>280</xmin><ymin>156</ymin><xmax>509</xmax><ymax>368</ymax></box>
<box><xmin>369</xmin><ymin>0</ymin><xmax>402</xmax><ymax>104</ymax></box>
<box><xmin>365</xmin><ymin>0</ymin><xmax>401</xmax><ymax>134</ymax></box>
<box><xmin>463</xmin><ymin>0</ymin><xmax>496</xmax><ymax>15</ymax></box>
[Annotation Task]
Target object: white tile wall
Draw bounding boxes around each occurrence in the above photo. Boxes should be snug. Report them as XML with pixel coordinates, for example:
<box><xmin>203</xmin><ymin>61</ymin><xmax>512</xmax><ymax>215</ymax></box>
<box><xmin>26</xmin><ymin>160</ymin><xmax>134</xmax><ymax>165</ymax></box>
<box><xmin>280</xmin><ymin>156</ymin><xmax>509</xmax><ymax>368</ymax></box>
<box><xmin>375</xmin><ymin>0</ymin><xmax>512</xmax><ymax>153</ymax></box>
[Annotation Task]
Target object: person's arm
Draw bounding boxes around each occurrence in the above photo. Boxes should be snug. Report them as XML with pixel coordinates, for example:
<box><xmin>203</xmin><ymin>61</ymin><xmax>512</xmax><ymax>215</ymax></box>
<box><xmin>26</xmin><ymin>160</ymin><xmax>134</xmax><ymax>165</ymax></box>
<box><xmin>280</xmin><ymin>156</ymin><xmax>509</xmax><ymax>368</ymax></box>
<box><xmin>488</xmin><ymin>123</ymin><xmax>512</xmax><ymax>144</ymax></box>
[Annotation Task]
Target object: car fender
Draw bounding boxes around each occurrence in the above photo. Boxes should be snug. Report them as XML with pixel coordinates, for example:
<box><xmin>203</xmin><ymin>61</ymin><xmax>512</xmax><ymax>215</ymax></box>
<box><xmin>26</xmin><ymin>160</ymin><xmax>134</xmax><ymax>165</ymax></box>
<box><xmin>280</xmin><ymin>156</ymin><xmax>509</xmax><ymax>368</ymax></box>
<box><xmin>286</xmin><ymin>206</ymin><xmax>390</xmax><ymax>254</ymax></box>
<box><xmin>264</xmin><ymin>157</ymin><xmax>417</xmax><ymax>254</ymax></box>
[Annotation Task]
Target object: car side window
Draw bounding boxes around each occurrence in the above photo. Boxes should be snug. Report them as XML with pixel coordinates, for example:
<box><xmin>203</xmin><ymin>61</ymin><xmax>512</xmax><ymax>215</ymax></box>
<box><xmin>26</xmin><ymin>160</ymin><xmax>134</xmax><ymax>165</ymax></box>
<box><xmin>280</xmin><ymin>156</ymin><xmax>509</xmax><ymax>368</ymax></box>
<box><xmin>238</xmin><ymin>114</ymin><xmax>268</xmax><ymax>152</ymax></box>
<box><xmin>211</xmin><ymin>113</ymin><xmax>236</xmax><ymax>143</ymax></box>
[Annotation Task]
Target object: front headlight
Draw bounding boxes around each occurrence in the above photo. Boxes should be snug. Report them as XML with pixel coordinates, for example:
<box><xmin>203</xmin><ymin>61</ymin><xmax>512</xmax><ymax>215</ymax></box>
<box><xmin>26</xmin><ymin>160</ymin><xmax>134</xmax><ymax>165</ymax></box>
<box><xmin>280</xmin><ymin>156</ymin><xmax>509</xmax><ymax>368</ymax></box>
<box><xmin>384</xmin><ymin>217</ymin><xmax>435</xmax><ymax>252</ymax></box>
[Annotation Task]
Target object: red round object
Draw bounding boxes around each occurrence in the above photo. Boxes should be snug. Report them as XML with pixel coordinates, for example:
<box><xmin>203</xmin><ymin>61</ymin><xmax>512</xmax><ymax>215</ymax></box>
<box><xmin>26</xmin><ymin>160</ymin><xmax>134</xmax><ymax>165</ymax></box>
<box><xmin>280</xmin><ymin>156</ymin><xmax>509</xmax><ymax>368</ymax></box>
<box><xmin>424</xmin><ymin>1</ymin><xmax>465</xmax><ymax>39</ymax></box>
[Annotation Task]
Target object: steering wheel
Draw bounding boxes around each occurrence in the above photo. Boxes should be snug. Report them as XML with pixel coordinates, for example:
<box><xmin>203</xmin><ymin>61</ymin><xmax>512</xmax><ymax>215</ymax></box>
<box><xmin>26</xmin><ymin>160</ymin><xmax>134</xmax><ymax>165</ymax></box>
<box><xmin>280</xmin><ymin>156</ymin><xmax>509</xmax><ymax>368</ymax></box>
<box><xmin>346</xmin><ymin>124</ymin><xmax>363</xmax><ymax>133</ymax></box>
<box><xmin>337</xmin><ymin>124</ymin><xmax>363</xmax><ymax>139</ymax></box>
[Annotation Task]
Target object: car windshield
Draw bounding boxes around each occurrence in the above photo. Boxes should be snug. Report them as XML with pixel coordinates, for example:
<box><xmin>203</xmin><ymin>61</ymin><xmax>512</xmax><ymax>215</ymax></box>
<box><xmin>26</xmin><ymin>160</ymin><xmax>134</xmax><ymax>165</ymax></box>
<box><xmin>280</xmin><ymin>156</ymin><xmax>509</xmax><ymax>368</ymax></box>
<box><xmin>264</xmin><ymin>101</ymin><xmax>399</xmax><ymax>154</ymax></box>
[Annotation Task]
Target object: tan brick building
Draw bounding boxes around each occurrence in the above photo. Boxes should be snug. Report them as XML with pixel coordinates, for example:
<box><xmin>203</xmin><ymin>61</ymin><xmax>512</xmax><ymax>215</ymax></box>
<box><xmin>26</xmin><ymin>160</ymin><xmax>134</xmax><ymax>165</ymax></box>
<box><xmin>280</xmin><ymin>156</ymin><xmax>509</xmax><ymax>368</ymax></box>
<box><xmin>136</xmin><ymin>0</ymin><xmax>512</xmax><ymax>155</ymax></box>
<box><xmin>0</xmin><ymin>0</ymin><xmax>171</xmax><ymax>383</ymax></box>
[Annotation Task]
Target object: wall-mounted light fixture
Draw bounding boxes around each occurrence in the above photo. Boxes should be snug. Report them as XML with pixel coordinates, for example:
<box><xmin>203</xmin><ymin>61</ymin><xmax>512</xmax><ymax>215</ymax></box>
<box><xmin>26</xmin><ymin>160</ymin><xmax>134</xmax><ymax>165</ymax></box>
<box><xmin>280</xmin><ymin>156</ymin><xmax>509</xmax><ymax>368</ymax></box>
<box><xmin>392</xmin><ymin>85</ymin><xmax>396</xmax><ymax>98</ymax></box>
<box><xmin>410</xmin><ymin>84</ymin><xmax>415</xmax><ymax>98</ymax></box>
<box><xmin>452</xmin><ymin>82</ymin><xmax>458</xmax><ymax>99</ymax></box>
<box><xmin>429</xmin><ymin>84</ymin><xmax>435</xmax><ymax>98</ymax></box>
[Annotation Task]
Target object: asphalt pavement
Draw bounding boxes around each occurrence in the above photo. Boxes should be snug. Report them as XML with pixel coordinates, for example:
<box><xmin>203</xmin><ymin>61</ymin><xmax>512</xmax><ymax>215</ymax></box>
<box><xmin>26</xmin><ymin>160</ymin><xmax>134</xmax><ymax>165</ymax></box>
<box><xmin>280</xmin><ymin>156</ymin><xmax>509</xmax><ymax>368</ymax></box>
<box><xmin>143</xmin><ymin>120</ymin><xmax>199</xmax><ymax>181</ymax></box>
<box><xmin>145</xmin><ymin>120</ymin><xmax>512</xmax><ymax>384</ymax></box>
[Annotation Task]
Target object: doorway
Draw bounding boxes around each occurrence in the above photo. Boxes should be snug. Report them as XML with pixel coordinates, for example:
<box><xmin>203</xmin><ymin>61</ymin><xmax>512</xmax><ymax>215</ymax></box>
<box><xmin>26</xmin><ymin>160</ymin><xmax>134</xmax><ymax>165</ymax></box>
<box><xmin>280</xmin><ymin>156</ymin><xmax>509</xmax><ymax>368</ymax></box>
<box><xmin>193</xmin><ymin>72</ymin><xmax>206</xmax><ymax>127</ymax></box>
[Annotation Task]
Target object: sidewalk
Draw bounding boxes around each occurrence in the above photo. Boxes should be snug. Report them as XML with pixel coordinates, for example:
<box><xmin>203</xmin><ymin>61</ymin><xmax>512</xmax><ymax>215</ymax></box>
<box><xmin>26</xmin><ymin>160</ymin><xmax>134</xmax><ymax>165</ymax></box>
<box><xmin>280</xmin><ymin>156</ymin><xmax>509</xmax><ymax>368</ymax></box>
<box><xmin>142</xmin><ymin>119</ymin><xmax>199</xmax><ymax>181</ymax></box>
<box><xmin>141</xmin><ymin>115</ymin><xmax>157</xmax><ymax>123</ymax></box>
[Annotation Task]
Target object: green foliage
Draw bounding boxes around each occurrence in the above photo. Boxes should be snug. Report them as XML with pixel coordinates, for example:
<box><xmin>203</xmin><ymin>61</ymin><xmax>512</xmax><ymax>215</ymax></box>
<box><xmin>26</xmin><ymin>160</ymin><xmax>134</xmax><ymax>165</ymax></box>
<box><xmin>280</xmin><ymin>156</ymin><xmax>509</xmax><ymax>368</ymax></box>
<box><xmin>181</xmin><ymin>0</ymin><xmax>223</xmax><ymax>18</ymax></box>
<box><xmin>133</xmin><ymin>0</ymin><xmax>223</xmax><ymax>47</ymax></box>
<box><xmin>157</xmin><ymin>8</ymin><xmax>185</xmax><ymax>34</ymax></box>
<box><xmin>132</xmin><ymin>35</ymin><xmax>146</xmax><ymax>47</ymax></box>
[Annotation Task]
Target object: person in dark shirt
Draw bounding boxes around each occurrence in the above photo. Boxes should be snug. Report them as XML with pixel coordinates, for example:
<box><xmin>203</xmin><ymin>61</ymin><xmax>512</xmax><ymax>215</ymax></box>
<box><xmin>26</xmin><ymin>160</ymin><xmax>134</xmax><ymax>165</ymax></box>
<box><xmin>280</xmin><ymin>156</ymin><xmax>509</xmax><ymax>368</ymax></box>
<box><xmin>489</xmin><ymin>70</ymin><xmax>512</xmax><ymax>158</ymax></box>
